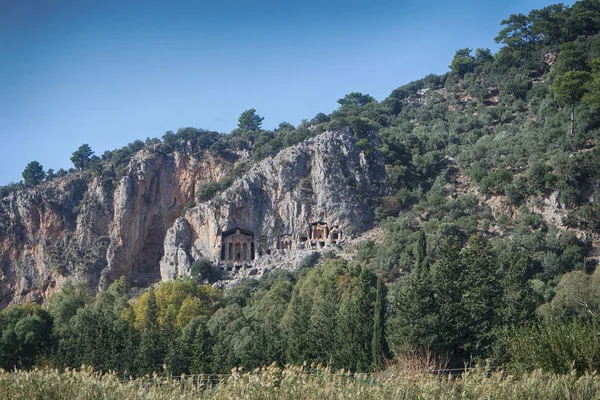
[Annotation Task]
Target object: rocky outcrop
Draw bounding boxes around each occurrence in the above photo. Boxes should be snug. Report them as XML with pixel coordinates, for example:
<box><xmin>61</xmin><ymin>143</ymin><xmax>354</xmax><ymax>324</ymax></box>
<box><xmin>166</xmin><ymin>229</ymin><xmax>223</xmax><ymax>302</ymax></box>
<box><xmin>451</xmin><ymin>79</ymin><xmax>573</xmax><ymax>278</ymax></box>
<box><xmin>0</xmin><ymin>152</ymin><xmax>229</xmax><ymax>308</ymax></box>
<box><xmin>0</xmin><ymin>176</ymin><xmax>92</xmax><ymax>307</ymax></box>
<box><xmin>160</xmin><ymin>217</ymin><xmax>193</xmax><ymax>281</ymax></box>
<box><xmin>160</xmin><ymin>127</ymin><xmax>386</xmax><ymax>280</ymax></box>
<box><xmin>99</xmin><ymin>151</ymin><xmax>228</xmax><ymax>287</ymax></box>
<box><xmin>0</xmin><ymin>128</ymin><xmax>386</xmax><ymax>308</ymax></box>
<box><xmin>526</xmin><ymin>191</ymin><xmax>568</xmax><ymax>230</ymax></box>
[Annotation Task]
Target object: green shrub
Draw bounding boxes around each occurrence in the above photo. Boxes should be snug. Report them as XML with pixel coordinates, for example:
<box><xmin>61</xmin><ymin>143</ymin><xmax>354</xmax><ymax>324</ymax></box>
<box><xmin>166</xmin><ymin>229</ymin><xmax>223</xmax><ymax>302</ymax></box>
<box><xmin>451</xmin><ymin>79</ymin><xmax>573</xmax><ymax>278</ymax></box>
<box><xmin>196</xmin><ymin>176</ymin><xmax>235</xmax><ymax>202</ymax></box>
<box><xmin>508</xmin><ymin>320</ymin><xmax>600</xmax><ymax>374</ymax></box>
<box><xmin>190</xmin><ymin>259</ymin><xmax>220</xmax><ymax>283</ymax></box>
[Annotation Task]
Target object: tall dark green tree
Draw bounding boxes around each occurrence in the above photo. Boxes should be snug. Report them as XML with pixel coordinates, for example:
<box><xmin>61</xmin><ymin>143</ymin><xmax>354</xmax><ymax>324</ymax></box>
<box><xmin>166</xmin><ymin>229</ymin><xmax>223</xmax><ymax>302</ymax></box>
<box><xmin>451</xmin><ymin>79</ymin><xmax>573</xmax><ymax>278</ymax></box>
<box><xmin>334</xmin><ymin>266</ymin><xmax>376</xmax><ymax>372</ymax></box>
<box><xmin>449</xmin><ymin>48</ymin><xmax>476</xmax><ymax>77</ymax></box>
<box><xmin>206</xmin><ymin>304</ymin><xmax>246</xmax><ymax>373</ymax></box>
<box><xmin>529</xmin><ymin>4</ymin><xmax>567</xmax><ymax>46</ymax></box>
<box><xmin>495</xmin><ymin>13</ymin><xmax>535</xmax><ymax>47</ymax></box>
<box><xmin>387</xmin><ymin>234</ymin><xmax>436</xmax><ymax>357</ymax></box>
<box><xmin>52</xmin><ymin>280</ymin><xmax>137</xmax><ymax>374</ymax></box>
<box><xmin>306</xmin><ymin>280</ymin><xmax>338</xmax><ymax>364</ymax></box>
<box><xmin>70</xmin><ymin>144</ymin><xmax>95</xmax><ymax>170</ymax></box>
<box><xmin>162</xmin><ymin>311</ymin><xmax>185</xmax><ymax>376</ymax></box>
<box><xmin>371</xmin><ymin>277</ymin><xmax>388</xmax><ymax>369</ymax></box>
<box><xmin>498</xmin><ymin>246</ymin><xmax>536</xmax><ymax>326</ymax></box>
<box><xmin>237</xmin><ymin>109</ymin><xmax>264</xmax><ymax>131</ymax></box>
<box><xmin>414</xmin><ymin>230</ymin><xmax>428</xmax><ymax>275</ymax></box>
<box><xmin>460</xmin><ymin>235</ymin><xmax>501</xmax><ymax>359</ymax></box>
<box><xmin>554</xmin><ymin>42</ymin><xmax>589</xmax><ymax>74</ymax></box>
<box><xmin>552</xmin><ymin>71</ymin><xmax>592</xmax><ymax>136</ymax></box>
<box><xmin>22</xmin><ymin>161</ymin><xmax>46</xmax><ymax>186</ymax></box>
<box><xmin>136</xmin><ymin>288</ymin><xmax>164</xmax><ymax>375</ymax></box>
<box><xmin>567</xmin><ymin>0</ymin><xmax>600</xmax><ymax>39</ymax></box>
<box><xmin>430</xmin><ymin>236</ymin><xmax>465</xmax><ymax>361</ymax></box>
<box><xmin>354</xmin><ymin>267</ymin><xmax>377</xmax><ymax>372</ymax></box>
<box><xmin>255</xmin><ymin>278</ymin><xmax>292</xmax><ymax>366</ymax></box>
<box><xmin>337</xmin><ymin>92</ymin><xmax>376</xmax><ymax>109</ymax></box>
<box><xmin>492</xmin><ymin>245</ymin><xmax>537</xmax><ymax>366</ymax></box>
<box><xmin>282</xmin><ymin>287</ymin><xmax>311</xmax><ymax>365</ymax></box>
<box><xmin>183</xmin><ymin>317</ymin><xmax>213</xmax><ymax>374</ymax></box>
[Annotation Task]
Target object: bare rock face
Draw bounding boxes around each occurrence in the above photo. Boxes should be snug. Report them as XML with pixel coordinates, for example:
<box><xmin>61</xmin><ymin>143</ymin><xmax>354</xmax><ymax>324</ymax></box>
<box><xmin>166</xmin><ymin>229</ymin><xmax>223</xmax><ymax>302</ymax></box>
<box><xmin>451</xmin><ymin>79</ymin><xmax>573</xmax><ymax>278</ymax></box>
<box><xmin>160</xmin><ymin>217</ymin><xmax>193</xmax><ymax>281</ymax></box>
<box><xmin>0</xmin><ymin>152</ymin><xmax>228</xmax><ymax>308</ymax></box>
<box><xmin>0</xmin><ymin>128</ymin><xmax>385</xmax><ymax>308</ymax></box>
<box><xmin>527</xmin><ymin>191</ymin><xmax>568</xmax><ymax>230</ymax></box>
<box><xmin>0</xmin><ymin>175</ymin><xmax>98</xmax><ymax>307</ymax></box>
<box><xmin>160</xmin><ymin>127</ymin><xmax>387</xmax><ymax>280</ymax></box>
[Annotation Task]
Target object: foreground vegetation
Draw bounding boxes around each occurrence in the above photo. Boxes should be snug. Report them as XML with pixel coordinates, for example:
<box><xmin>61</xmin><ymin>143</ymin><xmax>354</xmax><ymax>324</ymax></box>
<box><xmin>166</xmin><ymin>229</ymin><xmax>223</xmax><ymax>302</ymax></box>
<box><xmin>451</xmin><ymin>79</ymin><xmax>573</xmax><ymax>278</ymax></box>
<box><xmin>2</xmin><ymin>365</ymin><xmax>600</xmax><ymax>400</ymax></box>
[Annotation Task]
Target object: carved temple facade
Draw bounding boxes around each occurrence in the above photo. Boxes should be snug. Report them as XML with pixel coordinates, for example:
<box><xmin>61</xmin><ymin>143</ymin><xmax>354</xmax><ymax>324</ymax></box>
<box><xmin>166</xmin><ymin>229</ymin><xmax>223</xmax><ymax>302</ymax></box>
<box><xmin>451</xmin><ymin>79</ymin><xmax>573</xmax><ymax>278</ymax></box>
<box><xmin>219</xmin><ymin>222</ymin><xmax>343</xmax><ymax>266</ymax></box>
<box><xmin>220</xmin><ymin>228</ymin><xmax>255</xmax><ymax>263</ymax></box>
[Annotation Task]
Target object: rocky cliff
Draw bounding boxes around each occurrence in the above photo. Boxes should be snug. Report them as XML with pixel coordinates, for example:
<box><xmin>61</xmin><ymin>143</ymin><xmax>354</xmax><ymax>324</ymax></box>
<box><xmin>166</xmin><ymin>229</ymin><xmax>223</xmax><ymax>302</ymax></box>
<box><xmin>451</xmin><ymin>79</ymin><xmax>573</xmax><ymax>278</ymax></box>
<box><xmin>0</xmin><ymin>128</ymin><xmax>386</xmax><ymax>308</ymax></box>
<box><xmin>160</xmin><ymin>128</ymin><xmax>386</xmax><ymax>280</ymax></box>
<box><xmin>0</xmin><ymin>151</ymin><xmax>230</xmax><ymax>307</ymax></box>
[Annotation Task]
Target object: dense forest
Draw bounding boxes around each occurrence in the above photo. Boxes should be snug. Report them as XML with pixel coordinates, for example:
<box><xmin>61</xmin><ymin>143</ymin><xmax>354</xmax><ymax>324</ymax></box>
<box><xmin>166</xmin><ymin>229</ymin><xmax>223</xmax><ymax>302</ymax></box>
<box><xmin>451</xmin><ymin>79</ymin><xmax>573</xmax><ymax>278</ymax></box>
<box><xmin>3</xmin><ymin>0</ymin><xmax>600</xmax><ymax>377</ymax></box>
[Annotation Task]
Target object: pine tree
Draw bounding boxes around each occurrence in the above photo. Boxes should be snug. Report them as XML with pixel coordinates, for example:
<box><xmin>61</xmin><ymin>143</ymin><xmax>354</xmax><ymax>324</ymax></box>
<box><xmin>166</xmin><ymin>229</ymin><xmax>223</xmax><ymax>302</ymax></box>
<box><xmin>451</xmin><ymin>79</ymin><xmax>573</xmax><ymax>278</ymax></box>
<box><xmin>22</xmin><ymin>161</ymin><xmax>45</xmax><ymax>186</ymax></box>
<box><xmin>552</xmin><ymin>71</ymin><xmax>592</xmax><ymax>136</ymax></box>
<box><xmin>431</xmin><ymin>236</ymin><xmax>465</xmax><ymax>360</ymax></box>
<box><xmin>460</xmin><ymin>235</ymin><xmax>501</xmax><ymax>359</ymax></box>
<box><xmin>70</xmin><ymin>144</ymin><xmax>94</xmax><ymax>170</ymax></box>
<box><xmin>237</xmin><ymin>109</ymin><xmax>264</xmax><ymax>131</ymax></box>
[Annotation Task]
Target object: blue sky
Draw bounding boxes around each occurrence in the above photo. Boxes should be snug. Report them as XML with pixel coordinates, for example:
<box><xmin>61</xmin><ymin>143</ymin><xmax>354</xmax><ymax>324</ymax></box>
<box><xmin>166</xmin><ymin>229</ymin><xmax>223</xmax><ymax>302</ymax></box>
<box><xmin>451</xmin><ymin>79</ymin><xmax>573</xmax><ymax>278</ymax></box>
<box><xmin>0</xmin><ymin>0</ymin><xmax>575</xmax><ymax>185</ymax></box>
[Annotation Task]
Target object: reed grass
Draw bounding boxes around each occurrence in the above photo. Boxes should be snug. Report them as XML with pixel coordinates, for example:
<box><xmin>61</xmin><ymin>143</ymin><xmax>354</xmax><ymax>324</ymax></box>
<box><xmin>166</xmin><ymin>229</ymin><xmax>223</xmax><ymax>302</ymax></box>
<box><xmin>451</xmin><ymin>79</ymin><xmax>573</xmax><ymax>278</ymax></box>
<box><xmin>1</xmin><ymin>364</ymin><xmax>600</xmax><ymax>399</ymax></box>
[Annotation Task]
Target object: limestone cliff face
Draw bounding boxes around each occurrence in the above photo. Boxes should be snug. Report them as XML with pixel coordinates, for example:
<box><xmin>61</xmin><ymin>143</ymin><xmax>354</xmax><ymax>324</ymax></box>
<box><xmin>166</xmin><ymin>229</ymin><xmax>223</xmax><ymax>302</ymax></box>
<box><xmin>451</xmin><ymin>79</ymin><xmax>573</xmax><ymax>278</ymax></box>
<box><xmin>0</xmin><ymin>152</ymin><xmax>229</xmax><ymax>308</ymax></box>
<box><xmin>0</xmin><ymin>128</ymin><xmax>385</xmax><ymax>308</ymax></box>
<box><xmin>160</xmin><ymin>128</ymin><xmax>387</xmax><ymax>280</ymax></box>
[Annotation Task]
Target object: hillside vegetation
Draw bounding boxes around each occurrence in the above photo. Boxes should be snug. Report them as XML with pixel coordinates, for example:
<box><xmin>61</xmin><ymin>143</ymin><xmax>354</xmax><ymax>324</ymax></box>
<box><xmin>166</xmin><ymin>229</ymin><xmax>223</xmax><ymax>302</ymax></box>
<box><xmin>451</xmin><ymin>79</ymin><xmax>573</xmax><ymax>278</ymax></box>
<box><xmin>2</xmin><ymin>0</ymin><xmax>600</xmax><ymax>382</ymax></box>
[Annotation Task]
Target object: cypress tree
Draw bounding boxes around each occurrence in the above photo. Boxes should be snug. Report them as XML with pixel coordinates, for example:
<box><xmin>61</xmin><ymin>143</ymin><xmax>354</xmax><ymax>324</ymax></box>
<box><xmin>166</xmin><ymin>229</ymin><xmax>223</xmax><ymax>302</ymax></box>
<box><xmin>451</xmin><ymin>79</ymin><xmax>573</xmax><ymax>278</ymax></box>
<box><xmin>190</xmin><ymin>320</ymin><xmax>212</xmax><ymax>374</ymax></box>
<box><xmin>334</xmin><ymin>266</ymin><xmax>376</xmax><ymax>372</ymax></box>
<box><xmin>136</xmin><ymin>289</ymin><xmax>164</xmax><ymax>375</ymax></box>
<box><xmin>387</xmin><ymin>235</ymin><xmax>436</xmax><ymax>356</ymax></box>
<box><xmin>306</xmin><ymin>280</ymin><xmax>338</xmax><ymax>364</ymax></box>
<box><xmin>356</xmin><ymin>267</ymin><xmax>377</xmax><ymax>372</ymax></box>
<box><xmin>371</xmin><ymin>277</ymin><xmax>388</xmax><ymax>369</ymax></box>
<box><xmin>499</xmin><ymin>245</ymin><xmax>536</xmax><ymax>326</ymax></box>
<box><xmin>282</xmin><ymin>287</ymin><xmax>311</xmax><ymax>365</ymax></box>
<box><xmin>163</xmin><ymin>312</ymin><xmax>185</xmax><ymax>376</ymax></box>
<box><xmin>415</xmin><ymin>230</ymin><xmax>428</xmax><ymax>275</ymax></box>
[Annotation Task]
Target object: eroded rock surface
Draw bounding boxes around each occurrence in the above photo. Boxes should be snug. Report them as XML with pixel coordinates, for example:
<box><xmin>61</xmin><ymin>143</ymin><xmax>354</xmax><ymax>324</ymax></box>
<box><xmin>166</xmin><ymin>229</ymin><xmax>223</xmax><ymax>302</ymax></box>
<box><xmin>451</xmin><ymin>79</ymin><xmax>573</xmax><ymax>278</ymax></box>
<box><xmin>0</xmin><ymin>152</ymin><xmax>228</xmax><ymax>307</ymax></box>
<box><xmin>161</xmin><ymin>127</ymin><xmax>386</xmax><ymax>280</ymax></box>
<box><xmin>0</xmin><ymin>128</ymin><xmax>385</xmax><ymax>307</ymax></box>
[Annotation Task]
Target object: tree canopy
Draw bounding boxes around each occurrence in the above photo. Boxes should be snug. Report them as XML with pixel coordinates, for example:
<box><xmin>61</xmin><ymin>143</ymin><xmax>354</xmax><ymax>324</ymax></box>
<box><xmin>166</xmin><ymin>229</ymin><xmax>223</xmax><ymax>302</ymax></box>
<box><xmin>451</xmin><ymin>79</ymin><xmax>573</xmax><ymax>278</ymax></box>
<box><xmin>237</xmin><ymin>109</ymin><xmax>264</xmax><ymax>132</ymax></box>
<box><xmin>337</xmin><ymin>92</ymin><xmax>376</xmax><ymax>109</ymax></box>
<box><xmin>22</xmin><ymin>161</ymin><xmax>45</xmax><ymax>186</ymax></box>
<box><xmin>70</xmin><ymin>144</ymin><xmax>95</xmax><ymax>170</ymax></box>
